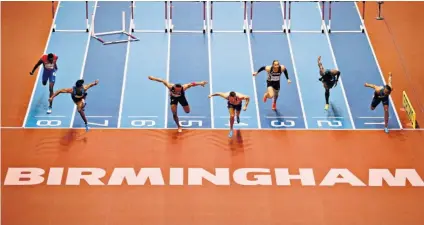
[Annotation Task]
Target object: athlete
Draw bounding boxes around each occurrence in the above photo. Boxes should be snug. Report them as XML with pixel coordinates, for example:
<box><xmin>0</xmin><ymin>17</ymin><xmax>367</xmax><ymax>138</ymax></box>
<box><xmin>317</xmin><ymin>56</ymin><xmax>341</xmax><ymax>110</ymax></box>
<box><xmin>253</xmin><ymin>60</ymin><xmax>291</xmax><ymax>111</ymax></box>
<box><xmin>364</xmin><ymin>72</ymin><xmax>393</xmax><ymax>133</ymax></box>
<box><xmin>209</xmin><ymin>91</ymin><xmax>249</xmax><ymax>138</ymax></box>
<box><xmin>148</xmin><ymin>76</ymin><xmax>208</xmax><ymax>133</ymax></box>
<box><xmin>48</xmin><ymin>79</ymin><xmax>99</xmax><ymax>132</ymax></box>
<box><xmin>30</xmin><ymin>53</ymin><xmax>59</xmax><ymax>114</ymax></box>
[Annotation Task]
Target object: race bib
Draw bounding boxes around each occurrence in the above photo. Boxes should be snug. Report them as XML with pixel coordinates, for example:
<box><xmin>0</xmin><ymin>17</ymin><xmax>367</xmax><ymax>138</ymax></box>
<box><xmin>270</xmin><ymin>76</ymin><xmax>280</xmax><ymax>81</ymax></box>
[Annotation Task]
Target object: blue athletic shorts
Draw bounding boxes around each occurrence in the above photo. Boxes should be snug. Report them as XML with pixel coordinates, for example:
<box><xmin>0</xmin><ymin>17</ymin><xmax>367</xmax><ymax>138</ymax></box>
<box><xmin>42</xmin><ymin>69</ymin><xmax>56</xmax><ymax>85</ymax></box>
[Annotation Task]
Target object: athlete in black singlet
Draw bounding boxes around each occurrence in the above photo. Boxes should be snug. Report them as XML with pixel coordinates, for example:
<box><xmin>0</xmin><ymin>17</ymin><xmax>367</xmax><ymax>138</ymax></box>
<box><xmin>253</xmin><ymin>60</ymin><xmax>291</xmax><ymax>111</ymax></box>
<box><xmin>49</xmin><ymin>79</ymin><xmax>99</xmax><ymax>131</ymax></box>
<box><xmin>365</xmin><ymin>72</ymin><xmax>393</xmax><ymax>133</ymax></box>
<box><xmin>148</xmin><ymin>76</ymin><xmax>208</xmax><ymax>133</ymax></box>
<box><xmin>318</xmin><ymin>56</ymin><xmax>341</xmax><ymax>111</ymax></box>
<box><xmin>209</xmin><ymin>91</ymin><xmax>250</xmax><ymax>138</ymax></box>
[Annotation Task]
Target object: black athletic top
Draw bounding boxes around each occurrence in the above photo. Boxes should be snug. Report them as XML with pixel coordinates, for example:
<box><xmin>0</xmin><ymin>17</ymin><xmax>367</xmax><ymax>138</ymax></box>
<box><xmin>71</xmin><ymin>86</ymin><xmax>86</xmax><ymax>102</ymax></box>
<box><xmin>268</xmin><ymin>67</ymin><xmax>282</xmax><ymax>82</ymax></box>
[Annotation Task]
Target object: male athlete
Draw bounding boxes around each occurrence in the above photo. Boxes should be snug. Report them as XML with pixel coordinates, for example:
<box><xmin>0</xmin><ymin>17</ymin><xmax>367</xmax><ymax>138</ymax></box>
<box><xmin>148</xmin><ymin>76</ymin><xmax>208</xmax><ymax>133</ymax></box>
<box><xmin>49</xmin><ymin>79</ymin><xmax>99</xmax><ymax>132</ymax></box>
<box><xmin>318</xmin><ymin>56</ymin><xmax>341</xmax><ymax>110</ymax></box>
<box><xmin>364</xmin><ymin>72</ymin><xmax>393</xmax><ymax>133</ymax></box>
<box><xmin>209</xmin><ymin>91</ymin><xmax>250</xmax><ymax>138</ymax></box>
<box><xmin>253</xmin><ymin>60</ymin><xmax>291</xmax><ymax>111</ymax></box>
<box><xmin>30</xmin><ymin>53</ymin><xmax>58</xmax><ymax>114</ymax></box>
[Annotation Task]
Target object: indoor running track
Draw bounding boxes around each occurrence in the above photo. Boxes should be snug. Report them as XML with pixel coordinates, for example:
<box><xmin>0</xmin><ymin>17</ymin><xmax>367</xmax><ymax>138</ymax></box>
<box><xmin>23</xmin><ymin>1</ymin><xmax>403</xmax><ymax>131</ymax></box>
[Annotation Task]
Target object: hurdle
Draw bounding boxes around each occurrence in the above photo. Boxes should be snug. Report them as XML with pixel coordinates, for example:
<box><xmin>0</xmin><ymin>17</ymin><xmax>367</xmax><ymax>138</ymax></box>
<box><xmin>168</xmin><ymin>1</ymin><xmax>206</xmax><ymax>33</ymax></box>
<box><xmin>91</xmin><ymin>11</ymin><xmax>139</xmax><ymax>45</ymax></box>
<box><xmin>210</xmin><ymin>1</ymin><xmax>249</xmax><ymax>33</ymax></box>
<box><xmin>52</xmin><ymin>1</ymin><xmax>89</xmax><ymax>32</ymax></box>
<box><xmin>249</xmin><ymin>1</ymin><xmax>284</xmax><ymax>33</ymax></box>
<box><xmin>282</xmin><ymin>1</ymin><xmax>326</xmax><ymax>33</ymax></box>
<box><xmin>327</xmin><ymin>1</ymin><xmax>365</xmax><ymax>33</ymax></box>
<box><xmin>130</xmin><ymin>1</ymin><xmax>169</xmax><ymax>33</ymax></box>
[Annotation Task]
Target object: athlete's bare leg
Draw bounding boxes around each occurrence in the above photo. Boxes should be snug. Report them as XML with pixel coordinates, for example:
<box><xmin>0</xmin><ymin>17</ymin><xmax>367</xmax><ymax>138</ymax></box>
<box><xmin>383</xmin><ymin>105</ymin><xmax>389</xmax><ymax>132</ymax></box>
<box><xmin>235</xmin><ymin>109</ymin><xmax>241</xmax><ymax>124</ymax></box>
<box><xmin>228</xmin><ymin>108</ymin><xmax>236</xmax><ymax>137</ymax></box>
<box><xmin>183</xmin><ymin>105</ymin><xmax>190</xmax><ymax>113</ymax></box>
<box><xmin>77</xmin><ymin>101</ymin><xmax>89</xmax><ymax>131</ymax></box>
<box><xmin>46</xmin><ymin>82</ymin><xmax>55</xmax><ymax>114</ymax></box>
<box><xmin>171</xmin><ymin>104</ymin><xmax>182</xmax><ymax>132</ymax></box>
<box><xmin>263</xmin><ymin>87</ymin><xmax>275</xmax><ymax>102</ymax></box>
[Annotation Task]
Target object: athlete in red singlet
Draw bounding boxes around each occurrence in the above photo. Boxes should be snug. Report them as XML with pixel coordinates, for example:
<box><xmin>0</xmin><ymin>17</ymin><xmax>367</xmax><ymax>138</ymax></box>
<box><xmin>209</xmin><ymin>91</ymin><xmax>250</xmax><ymax>138</ymax></box>
<box><xmin>30</xmin><ymin>53</ymin><xmax>58</xmax><ymax>114</ymax></box>
<box><xmin>148</xmin><ymin>76</ymin><xmax>208</xmax><ymax>133</ymax></box>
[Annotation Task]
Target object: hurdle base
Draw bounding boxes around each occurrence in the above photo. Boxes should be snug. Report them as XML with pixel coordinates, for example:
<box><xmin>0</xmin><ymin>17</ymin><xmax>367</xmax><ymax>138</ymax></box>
<box><xmin>92</xmin><ymin>31</ymin><xmax>139</xmax><ymax>45</ymax></box>
<box><xmin>52</xmin><ymin>24</ymin><xmax>89</xmax><ymax>33</ymax></box>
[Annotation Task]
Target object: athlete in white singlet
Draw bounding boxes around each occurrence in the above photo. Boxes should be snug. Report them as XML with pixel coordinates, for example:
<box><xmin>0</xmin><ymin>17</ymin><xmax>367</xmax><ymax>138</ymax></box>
<box><xmin>253</xmin><ymin>60</ymin><xmax>291</xmax><ymax>110</ymax></box>
<box><xmin>148</xmin><ymin>76</ymin><xmax>208</xmax><ymax>133</ymax></box>
<box><xmin>209</xmin><ymin>91</ymin><xmax>250</xmax><ymax>138</ymax></box>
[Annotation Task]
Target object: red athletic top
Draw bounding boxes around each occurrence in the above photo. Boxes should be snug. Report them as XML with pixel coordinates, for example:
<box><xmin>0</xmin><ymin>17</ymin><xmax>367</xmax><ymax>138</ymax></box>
<box><xmin>41</xmin><ymin>54</ymin><xmax>58</xmax><ymax>70</ymax></box>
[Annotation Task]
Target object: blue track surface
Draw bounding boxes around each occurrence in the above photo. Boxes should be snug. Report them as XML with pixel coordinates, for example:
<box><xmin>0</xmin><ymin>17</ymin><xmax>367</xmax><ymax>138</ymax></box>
<box><xmin>24</xmin><ymin>1</ymin><xmax>402</xmax><ymax>131</ymax></box>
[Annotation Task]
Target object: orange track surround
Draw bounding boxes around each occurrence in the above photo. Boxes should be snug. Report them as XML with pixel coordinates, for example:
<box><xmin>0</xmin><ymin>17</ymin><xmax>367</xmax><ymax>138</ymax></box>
<box><xmin>2</xmin><ymin>2</ymin><xmax>424</xmax><ymax>225</ymax></box>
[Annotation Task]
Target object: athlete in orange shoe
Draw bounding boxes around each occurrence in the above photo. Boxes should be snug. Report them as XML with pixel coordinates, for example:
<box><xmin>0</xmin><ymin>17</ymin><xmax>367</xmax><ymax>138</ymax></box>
<box><xmin>253</xmin><ymin>60</ymin><xmax>291</xmax><ymax>110</ymax></box>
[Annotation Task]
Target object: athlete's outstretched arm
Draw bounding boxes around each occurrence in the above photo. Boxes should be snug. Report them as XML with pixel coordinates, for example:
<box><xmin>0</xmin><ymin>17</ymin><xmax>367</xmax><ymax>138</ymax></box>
<box><xmin>49</xmin><ymin>88</ymin><xmax>73</xmax><ymax>102</ymax></box>
<box><xmin>148</xmin><ymin>76</ymin><xmax>173</xmax><ymax>88</ymax></box>
<box><xmin>364</xmin><ymin>83</ymin><xmax>379</xmax><ymax>90</ymax></box>
<box><xmin>208</xmin><ymin>92</ymin><xmax>228</xmax><ymax>99</ymax></box>
<box><xmin>253</xmin><ymin>66</ymin><xmax>270</xmax><ymax>76</ymax></box>
<box><xmin>318</xmin><ymin>56</ymin><xmax>325</xmax><ymax>75</ymax></box>
<box><xmin>83</xmin><ymin>80</ymin><xmax>99</xmax><ymax>91</ymax></box>
<box><xmin>240</xmin><ymin>95</ymin><xmax>250</xmax><ymax>111</ymax></box>
<box><xmin>387</xmin><ymin>72</ymin><xmax>393</xmax><ymax>88</ymax></box>
<box><xmin>183</xmin><ymin>81</ymin><xmax>208</xmax><ymax>90</ymax></box>
<box><xmin>30</xmin><ymin>59</ymin><xmax>43</xmax><ymax>75</ymax></box>
<box><xmin>281</xmin><ymin>66</ymin><xmax>292</xmax><ymax>83</ymax></box>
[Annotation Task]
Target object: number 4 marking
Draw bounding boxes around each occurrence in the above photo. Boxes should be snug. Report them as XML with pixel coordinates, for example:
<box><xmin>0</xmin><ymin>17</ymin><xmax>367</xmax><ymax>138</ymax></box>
<box><xmin>87</xmin><ymin>120</ymin><xmax>109</xmax><ymax>127</ymax></box>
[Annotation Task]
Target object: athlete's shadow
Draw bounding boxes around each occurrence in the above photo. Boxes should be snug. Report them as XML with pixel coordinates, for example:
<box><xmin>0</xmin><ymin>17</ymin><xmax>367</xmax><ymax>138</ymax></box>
<box><xmin>328</xmin><ymin>103</ymin><xmax>341</xmax><ymax>118</ymax></box>
<box><xmin>34</xmin><ymin>130</ymin><xmax>87</xmax><ymax>154</ymax></box>
<box><xmin>273</xmin><ymin>109</ymin><xmax>284</xmax><ymax>124</ymax></box>
<box><xmin>59</xmin><ymin>129</ymin><xmax>88</xmax><ymax>151</ymax></box>
<box><xmin>228</xmin><ymin>130</ymin><xmax>245</xmax><ymax>155</ymax></box>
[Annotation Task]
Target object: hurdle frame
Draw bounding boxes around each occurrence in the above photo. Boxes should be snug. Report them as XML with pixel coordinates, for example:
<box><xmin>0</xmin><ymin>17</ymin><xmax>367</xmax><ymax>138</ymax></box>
<box><xmin>130</xmin><ymin>1</ymin><xmax>169</xmax><ymax>33</ymax></box>
<box><xmin>327</xmin><ymin>1</ymin><xmax>365</xmax><ymax>33</ymax></box>
<box><xmin>210</xmin><ymin>1</ymin><xmax>248</xmax><ymax>33</ymax></box>
<box><xmin>169</xmin><ymin>1</ymin><xmax>207</xmax><ymax>33</ymax></box>
<box><xmin>249</xmin><ymin>1</ymin><xmax>286</xmax><ymax>33</ymax></box>
<box><xmin>52</xmin><ymin>1</ymin><xmax>89</xmax><ymax>32</ymax></box>
<box><xmin>91</xmin><ymin>11</ymin><xmax>139</xmax><ymax>45</ymax></box>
